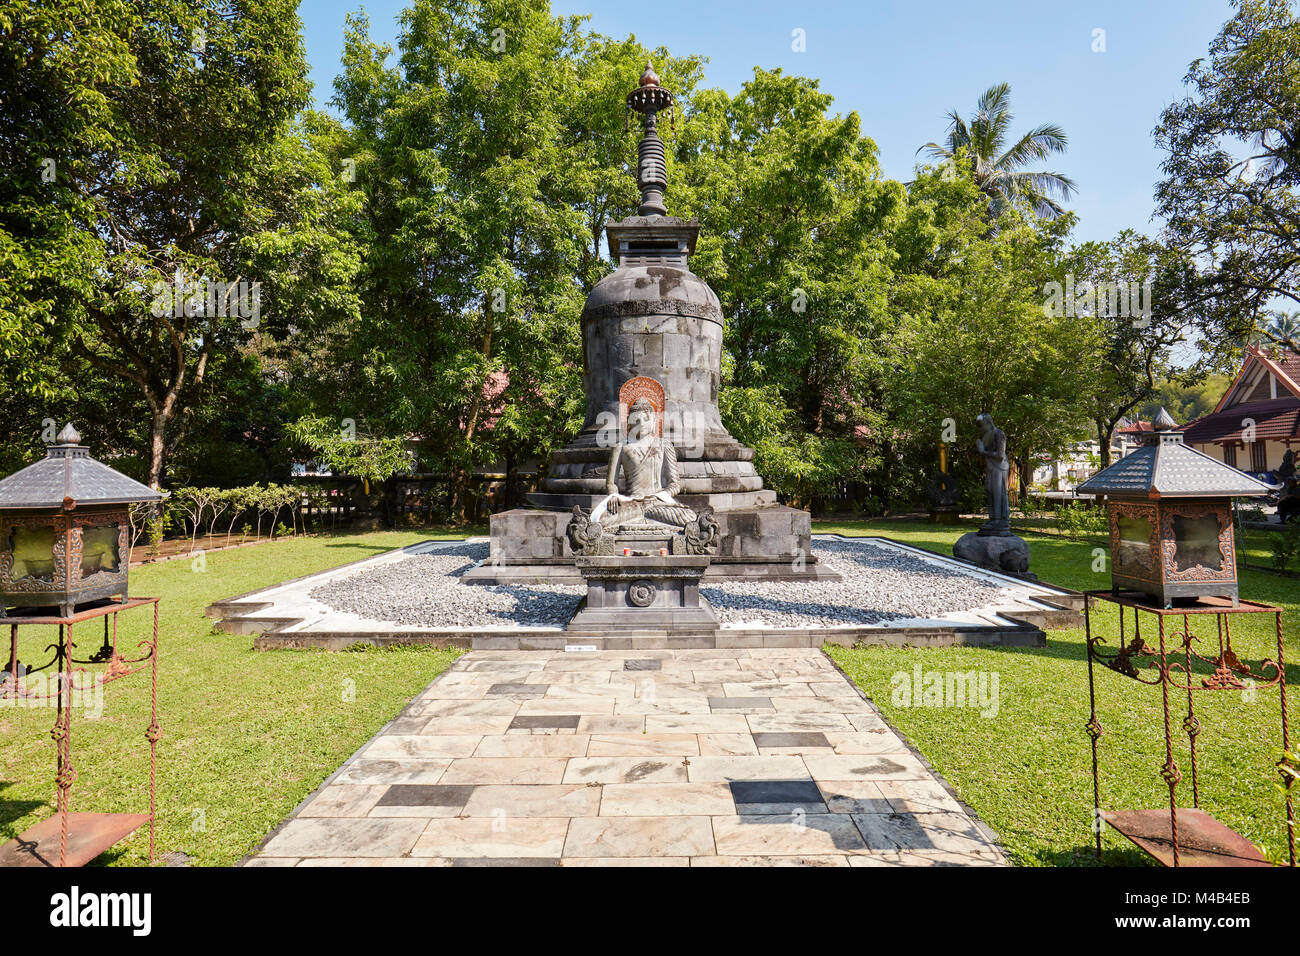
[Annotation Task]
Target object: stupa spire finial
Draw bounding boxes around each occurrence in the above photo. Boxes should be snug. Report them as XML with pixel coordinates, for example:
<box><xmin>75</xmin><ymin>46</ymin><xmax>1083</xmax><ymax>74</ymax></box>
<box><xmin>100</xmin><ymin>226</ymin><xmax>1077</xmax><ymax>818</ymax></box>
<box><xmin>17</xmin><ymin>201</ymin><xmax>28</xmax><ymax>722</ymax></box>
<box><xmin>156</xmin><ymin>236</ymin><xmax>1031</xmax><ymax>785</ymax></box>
<box><xmin>625</xmin><ymin>62</ymin><xmax>674</xmax><ymax>216</ymax></box>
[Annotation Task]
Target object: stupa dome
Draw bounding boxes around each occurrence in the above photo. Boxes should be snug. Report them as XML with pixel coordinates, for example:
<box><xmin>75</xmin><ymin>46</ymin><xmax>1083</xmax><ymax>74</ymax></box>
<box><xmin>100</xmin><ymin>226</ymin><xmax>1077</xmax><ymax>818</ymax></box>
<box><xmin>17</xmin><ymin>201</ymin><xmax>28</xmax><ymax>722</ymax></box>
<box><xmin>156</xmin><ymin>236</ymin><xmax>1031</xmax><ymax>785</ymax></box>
<box><xmin>582</xmin><ymin>264</ymin><xmax>722</xmax><ymax>325</ymax></box>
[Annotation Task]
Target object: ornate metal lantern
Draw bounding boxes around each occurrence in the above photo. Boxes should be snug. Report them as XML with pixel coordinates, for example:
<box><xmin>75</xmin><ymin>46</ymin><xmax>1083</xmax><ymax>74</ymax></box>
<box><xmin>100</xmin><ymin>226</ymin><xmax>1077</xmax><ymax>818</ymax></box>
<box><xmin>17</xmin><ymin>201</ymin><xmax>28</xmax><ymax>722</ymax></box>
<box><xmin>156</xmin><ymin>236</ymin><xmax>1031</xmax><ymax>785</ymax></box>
<box><xmin>0</xmin><ymin>424</ymin><xmax>162</xmax><ymax>617</ymax></box>
<box><xmin>1076</xmin><ymin>409</ymin><xmax>1271</xmax><ymax>607</ymax></box>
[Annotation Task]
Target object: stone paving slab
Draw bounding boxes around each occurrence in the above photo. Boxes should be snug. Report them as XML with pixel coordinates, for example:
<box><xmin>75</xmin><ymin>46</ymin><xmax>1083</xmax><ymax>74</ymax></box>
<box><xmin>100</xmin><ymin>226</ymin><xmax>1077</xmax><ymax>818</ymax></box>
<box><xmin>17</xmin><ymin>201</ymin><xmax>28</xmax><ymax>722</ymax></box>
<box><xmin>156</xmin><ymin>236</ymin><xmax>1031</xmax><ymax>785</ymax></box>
<box><xmin>244</xmin><ymin>649</ymin><xmax>1005</xmax><ymax>867</ymax></box>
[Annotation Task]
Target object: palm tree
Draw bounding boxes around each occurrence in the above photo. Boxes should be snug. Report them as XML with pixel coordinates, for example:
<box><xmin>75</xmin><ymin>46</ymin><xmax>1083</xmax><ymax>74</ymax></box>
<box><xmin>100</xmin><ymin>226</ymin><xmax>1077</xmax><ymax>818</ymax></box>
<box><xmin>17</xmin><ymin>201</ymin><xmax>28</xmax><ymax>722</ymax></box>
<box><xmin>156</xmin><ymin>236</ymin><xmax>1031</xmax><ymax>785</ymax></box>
<box><xmin>920</xmin><ymin>82</ymin><xmax>1076</xmax><ymax>219</ymax></box>
<box><xmin>1262</xmin><ymin>309</ymin><xmax>1300</xmax><ymax>349</ymax></box>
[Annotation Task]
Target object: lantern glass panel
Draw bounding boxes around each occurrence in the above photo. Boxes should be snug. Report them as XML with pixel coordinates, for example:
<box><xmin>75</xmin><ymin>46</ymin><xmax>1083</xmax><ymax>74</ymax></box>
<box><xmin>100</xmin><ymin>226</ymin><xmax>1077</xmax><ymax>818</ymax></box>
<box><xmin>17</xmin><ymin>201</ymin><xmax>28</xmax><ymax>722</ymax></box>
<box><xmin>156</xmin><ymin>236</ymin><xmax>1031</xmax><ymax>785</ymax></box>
<box><xmin>81</xmin><ymin>524</ymin><xmax>120</xmax><ymax>576</ymax></box>
<box><xmin>11</xmin><ymin>526</ymin><xmax>56</xmax><ymax>581</ymax></box>
<box><xmin>1172</xmin><ymin>513</ymin><xmax>1224</xmax><ymax>571</ymax></box>
<box><xmin>1115</xmin><ymin>514</ymin><xmax>1153</xmax><ymax>570</ymax></box>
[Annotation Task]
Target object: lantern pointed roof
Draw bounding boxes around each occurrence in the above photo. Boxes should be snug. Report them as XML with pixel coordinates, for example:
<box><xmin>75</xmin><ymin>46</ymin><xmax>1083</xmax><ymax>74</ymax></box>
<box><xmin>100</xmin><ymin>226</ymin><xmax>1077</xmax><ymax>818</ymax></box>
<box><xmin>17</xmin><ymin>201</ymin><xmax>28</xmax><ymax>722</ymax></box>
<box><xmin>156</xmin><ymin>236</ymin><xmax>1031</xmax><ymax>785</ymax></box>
<box><xmin>1077</xmin><ymin>409</ymin><xmax>1273</xmax><ymax>498</ymax></box>
<box><xmin>0</xmin><ymin>424</ymin><xmax>163</xmax><ymax>509</ymax></box>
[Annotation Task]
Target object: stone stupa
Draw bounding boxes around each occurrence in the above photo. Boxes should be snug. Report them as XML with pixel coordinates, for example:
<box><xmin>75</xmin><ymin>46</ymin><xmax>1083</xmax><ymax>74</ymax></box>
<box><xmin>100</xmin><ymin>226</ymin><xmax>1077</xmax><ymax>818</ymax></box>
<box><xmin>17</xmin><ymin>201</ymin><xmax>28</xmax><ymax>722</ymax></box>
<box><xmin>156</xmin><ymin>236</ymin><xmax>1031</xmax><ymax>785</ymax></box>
<box><xmin>465</xmin><ymin>64</ymin><xmax>832</xmax><ymax>584</ymax></box>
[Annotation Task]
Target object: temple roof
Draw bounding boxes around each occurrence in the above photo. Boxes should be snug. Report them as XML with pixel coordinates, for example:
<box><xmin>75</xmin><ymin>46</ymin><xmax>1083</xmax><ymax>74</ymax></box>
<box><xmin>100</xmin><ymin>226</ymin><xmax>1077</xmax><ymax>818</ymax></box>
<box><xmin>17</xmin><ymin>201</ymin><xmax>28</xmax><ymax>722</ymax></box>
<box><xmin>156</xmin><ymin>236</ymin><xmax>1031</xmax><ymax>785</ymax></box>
<box><xmin>1183</xmin><ymin>396</ymin><xmax>1300</xmax><ymax>445</ymax></box>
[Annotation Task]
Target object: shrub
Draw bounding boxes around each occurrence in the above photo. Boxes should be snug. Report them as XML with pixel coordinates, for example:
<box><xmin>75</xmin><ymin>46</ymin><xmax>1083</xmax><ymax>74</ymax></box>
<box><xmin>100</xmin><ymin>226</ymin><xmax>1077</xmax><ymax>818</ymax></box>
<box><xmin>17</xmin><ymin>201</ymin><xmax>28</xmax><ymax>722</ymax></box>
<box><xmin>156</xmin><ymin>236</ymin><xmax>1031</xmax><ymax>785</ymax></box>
<box><xmin>146</xmin><ymin>515</ymin><xmax>165</xmax><ymax>558</ymax></box>
<box><xmin>1269</xmin><ymin>525</ymin><xmax>1300</xmax><ymax>573</ymax></box>
<box><xmin>1055</xmin><ymin>499</ymin><xmax>1107</xmax><ymax>538</ymax></box>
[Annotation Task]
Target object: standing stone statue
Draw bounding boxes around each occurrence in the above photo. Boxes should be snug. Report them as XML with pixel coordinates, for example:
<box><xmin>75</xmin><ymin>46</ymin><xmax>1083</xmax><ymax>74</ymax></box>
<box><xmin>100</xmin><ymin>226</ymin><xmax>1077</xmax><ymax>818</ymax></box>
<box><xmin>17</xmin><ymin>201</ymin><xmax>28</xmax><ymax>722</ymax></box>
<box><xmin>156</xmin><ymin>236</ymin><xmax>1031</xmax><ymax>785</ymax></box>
<box><xmin>1277</xmin><ymin>449</ymin><xmax>1300</xmax><ymax>523</ymax></box>
<box><xmin>1279</xmin><ymin>448</ymin><xmax>1296</xmax><ymax>484</ymax></box>
<box><xmin>954</xmin><ymin>412</ymin><xmax>1032</xmax><ymax>576</ymax></box>
<box><xmin>974</xmin><ymin>412</ymin><xmax>1010</xmax><ymax>536</ymax></box>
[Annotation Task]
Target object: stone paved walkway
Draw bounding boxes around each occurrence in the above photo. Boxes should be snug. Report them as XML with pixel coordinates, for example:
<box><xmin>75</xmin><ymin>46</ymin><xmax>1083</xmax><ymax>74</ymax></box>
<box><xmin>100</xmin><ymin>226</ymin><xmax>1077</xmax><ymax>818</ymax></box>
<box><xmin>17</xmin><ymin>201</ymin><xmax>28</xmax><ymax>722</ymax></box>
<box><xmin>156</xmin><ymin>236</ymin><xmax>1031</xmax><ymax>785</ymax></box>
<box><xmin>246</xmin><ymin>649</ymin><xmax>1005</xmax><ymax>866</ymax></box>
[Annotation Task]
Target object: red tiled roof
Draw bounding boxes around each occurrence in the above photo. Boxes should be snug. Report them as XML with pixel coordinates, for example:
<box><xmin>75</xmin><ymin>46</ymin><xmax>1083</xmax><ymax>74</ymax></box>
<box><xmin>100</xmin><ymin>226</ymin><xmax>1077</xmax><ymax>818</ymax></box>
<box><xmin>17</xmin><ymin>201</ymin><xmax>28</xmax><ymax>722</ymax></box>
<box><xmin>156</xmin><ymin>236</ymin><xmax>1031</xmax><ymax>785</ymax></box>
<box><xmin>1183</xmin><ymin>397</ymin><xmax>1300</xmax><ymax>444</ymax></box>
<box><xmin>1215</xmin><ymin>345</ymin><xmax>1300</xmax><ymax>412</ymax></box>
<box><xmin>1268</xmin><ymin>348</ymin><xmax>1300</xmax><ymax>388</ymax></box>
<box><xmin>1117</xmin><ymin>420</ymin><xmax>1153</xmax><ymax>435</ymax></box>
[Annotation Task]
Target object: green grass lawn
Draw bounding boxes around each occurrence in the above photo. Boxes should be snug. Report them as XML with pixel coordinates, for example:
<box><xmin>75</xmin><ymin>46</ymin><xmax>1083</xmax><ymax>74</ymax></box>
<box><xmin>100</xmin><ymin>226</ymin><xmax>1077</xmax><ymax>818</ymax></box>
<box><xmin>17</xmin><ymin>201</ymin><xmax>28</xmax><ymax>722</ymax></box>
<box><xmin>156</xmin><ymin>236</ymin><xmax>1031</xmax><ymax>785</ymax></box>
<box><xmin>1</xmin><ymin>530</ymin><xmax>464</xmax><ymax>866</ymax></box>
<box><xmin>1238</xmin><ymin>523</ymin><xmax>1290</xmax><ymax>575</ymax></box>
<box><xmin>815</xmin><ymin>517</ymin><xmax>1300</xmax><ymax>867</ymax></box>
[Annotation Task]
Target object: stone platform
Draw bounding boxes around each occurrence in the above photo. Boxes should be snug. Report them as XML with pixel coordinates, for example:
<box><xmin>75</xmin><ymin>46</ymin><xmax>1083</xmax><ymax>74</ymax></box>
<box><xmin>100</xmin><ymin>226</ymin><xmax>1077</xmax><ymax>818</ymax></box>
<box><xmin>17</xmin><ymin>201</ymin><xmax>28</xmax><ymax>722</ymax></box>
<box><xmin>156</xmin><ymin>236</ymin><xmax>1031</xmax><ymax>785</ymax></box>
<box><xmin>205</xmin><ymin>536</ymin><xmax>1083</xmax><ymax>651</ymax></box>
<box><xmin>243</xmin><ymin>648</ymin><xmax>1005</xmax><ymax>867</ymax></box>
<box><xmin>466</xmin><ymin>504</ymin><xmax>838</xmax><ymax>585</ymax></box>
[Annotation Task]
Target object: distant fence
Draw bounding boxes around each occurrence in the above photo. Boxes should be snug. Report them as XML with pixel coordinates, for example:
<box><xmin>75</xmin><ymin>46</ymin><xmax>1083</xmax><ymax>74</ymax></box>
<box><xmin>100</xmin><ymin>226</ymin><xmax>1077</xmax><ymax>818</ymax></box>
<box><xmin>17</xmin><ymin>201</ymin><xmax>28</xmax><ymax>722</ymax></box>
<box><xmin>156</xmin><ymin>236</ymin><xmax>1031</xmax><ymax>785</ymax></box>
<box><xmin>782</xmin><ymin>480</ymin><xmax>881</xmax><ymax>517</ymax></box>
<box><xmin>295</xmin><ymin>472</ymin><xmax>539</xmax><ymax>526</ymax></box>
<box><xmin>152</xmin><ymin>471</ymin><xmax>540</xmax><ymax>547</ymax></box>
<box><xmin>388</xmin><ymin>472</ymin><xmax>537</xmax><ymax>524</ymax></box>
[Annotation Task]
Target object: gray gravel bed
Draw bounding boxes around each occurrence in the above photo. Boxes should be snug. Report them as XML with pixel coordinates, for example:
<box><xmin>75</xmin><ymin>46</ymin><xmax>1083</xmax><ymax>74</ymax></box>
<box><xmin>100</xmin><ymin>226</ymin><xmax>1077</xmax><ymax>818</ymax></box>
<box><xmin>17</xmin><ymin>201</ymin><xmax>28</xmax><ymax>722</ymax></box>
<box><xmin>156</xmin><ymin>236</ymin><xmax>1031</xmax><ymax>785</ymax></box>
<box><xmin>702</xmin><ymin>537</ymin><xmax>1015</xmax><ymax>626</ymax></box>
<box><xmin>308</xmin><ymin>538</ymin><xmax>1017</xmax><ymax>629</ymax></box>
<box><xmin>309</xmin><ymin>543</ymin><xmax>582</xmax><ymax>628</ymax></box>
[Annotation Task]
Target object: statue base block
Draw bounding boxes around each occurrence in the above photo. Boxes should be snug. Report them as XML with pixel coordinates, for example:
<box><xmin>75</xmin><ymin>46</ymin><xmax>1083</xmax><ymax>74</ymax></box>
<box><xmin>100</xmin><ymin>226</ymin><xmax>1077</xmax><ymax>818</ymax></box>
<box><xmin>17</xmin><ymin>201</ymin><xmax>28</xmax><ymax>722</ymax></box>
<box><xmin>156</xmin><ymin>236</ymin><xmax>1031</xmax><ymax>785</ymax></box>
<box><xmin>953</xmin><ymin>531</ymin><xmax>1035</xmax><ymax>579</ymax></box>
<box><xmin>566</xmin><ymin>555</ymin><xmax>718</xmax><ymax>636</ymax></box>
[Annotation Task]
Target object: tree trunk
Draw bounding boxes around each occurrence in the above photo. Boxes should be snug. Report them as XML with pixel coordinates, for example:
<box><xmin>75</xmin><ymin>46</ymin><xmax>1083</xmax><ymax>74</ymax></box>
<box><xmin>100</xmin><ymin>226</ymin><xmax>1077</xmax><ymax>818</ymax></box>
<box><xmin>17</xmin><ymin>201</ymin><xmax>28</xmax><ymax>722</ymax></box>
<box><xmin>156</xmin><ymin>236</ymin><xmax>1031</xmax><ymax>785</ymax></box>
<box><xmin>1096</xmin><ymin>417</ymin><xmax>1114</xmax><ymax>470</ymax></box>
<box><xmin>449</xmin><ymin>466</ymin><xmax>470</xmax><ymax>526</ymax></box>
<box><xmin>77</xmin><ymin>307</ymin><xmax>211</xmax><ymax>491</ymax></box>
<box><xmin>145</xmin><ymin>382</ymin><xmax>184</xmax><ymax>490</ymax></box>
<box><xmin>505</xmin><ymin>452</ymin><xmax>518</xmax><ymax>511</ymax></box>
<box><xmin>147</xmin><ymin>412</ymin><xmax>168</xmax><ymax>490</ymax></box>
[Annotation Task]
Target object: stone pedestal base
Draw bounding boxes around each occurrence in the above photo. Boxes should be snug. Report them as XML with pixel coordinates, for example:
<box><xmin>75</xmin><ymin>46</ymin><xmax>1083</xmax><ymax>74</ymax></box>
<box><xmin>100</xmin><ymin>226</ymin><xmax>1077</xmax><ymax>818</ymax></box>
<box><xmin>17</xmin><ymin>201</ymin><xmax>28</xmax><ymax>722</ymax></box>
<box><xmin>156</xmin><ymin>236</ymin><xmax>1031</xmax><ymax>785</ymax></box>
<box><xmin>468</xmin><ymin>504</ymin><xmax>838</xmax><ymax>583</ymax></box>
<box><xmin>566</xmin><ymin>555</ymin><xmax>718</xmax><ymax>636</ymax></box>
<box><xmin>953</xmin><ymin>531</ymin><xmax>1034</xmax><ymax>578</ymax></box>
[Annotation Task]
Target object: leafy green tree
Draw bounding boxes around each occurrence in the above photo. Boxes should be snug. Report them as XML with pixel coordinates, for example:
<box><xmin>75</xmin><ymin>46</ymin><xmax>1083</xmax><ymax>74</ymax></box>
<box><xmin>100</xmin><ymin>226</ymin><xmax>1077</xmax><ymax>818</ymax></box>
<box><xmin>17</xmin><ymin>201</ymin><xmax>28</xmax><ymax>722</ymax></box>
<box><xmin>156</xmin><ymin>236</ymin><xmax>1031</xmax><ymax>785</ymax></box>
<box><xmin>677</xmin><ymin>68</ymin><xmax>900</xmax><ymax>503</ymax></box>
<box><xmin>286</xmin><ymin>416</ymin><xmax>410</xmax><ymax>495</ymax></box>
<box><xmin>920</xmin><ymin>82</ymin><xmax>1076</xmax><ymax>219</ymax></box>
<box><xmin>1262</xmin><ymin>309</ymin><xmax>1300</xmax><ymax>347</ymax></box>
<box><xmin>0</xmin><ymin>0</ymin><xmax>360</xmax><ymax>488</ymax></box>
<box><xmin>1140</xmin><ymin>372</ymin><xmax>1234</xmax><ymax>425</ymax></box>
<box><xmin>1056</xmin><ymin>231</ymin><xmax>1205</xmax><ymax>467</ymax></box>
<box><xmin>718</xmin><ymin>381</ymin><xmax>861</xmax><ymax>510</ymax></box>
<box><xmin>0</xmin><ymin>0</ymin><xmax>136</xmax><ymax>401</ymax></box>
<box><xmin>887</xmin><ymin>167</ymin><xmax>1095</xmax><ymax>499</ymax></box>
<box><xmin>320</xmin><ymin>1</ymin><xmax>704</xmax><ymax>520</ymax></box>
<box><xmin>1155</xmin><ymin>0</ymin><xmax>1300</xmax><ymax>344</ymax></box>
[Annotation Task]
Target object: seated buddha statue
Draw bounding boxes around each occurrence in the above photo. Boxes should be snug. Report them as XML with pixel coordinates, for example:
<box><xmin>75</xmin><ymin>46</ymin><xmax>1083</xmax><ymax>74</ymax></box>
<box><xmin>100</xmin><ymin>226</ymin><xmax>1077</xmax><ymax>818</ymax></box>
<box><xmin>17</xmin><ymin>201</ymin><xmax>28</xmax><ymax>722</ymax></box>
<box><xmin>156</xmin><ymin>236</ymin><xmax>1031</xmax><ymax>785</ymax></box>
<box><xmin>590</xmin><ymin>397</ymin><xmax>698</xmax><ymax>530</ymax></box>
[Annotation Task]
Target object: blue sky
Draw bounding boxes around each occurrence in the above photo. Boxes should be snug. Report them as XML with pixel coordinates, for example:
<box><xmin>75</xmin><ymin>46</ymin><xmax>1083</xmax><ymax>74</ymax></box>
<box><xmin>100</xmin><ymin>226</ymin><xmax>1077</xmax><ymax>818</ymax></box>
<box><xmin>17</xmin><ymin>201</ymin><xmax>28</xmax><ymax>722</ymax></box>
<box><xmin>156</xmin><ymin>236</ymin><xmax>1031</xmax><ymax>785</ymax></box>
<box><xmin>300</xmin><ymin>0</ymin><xmax>1234</xmax><ymax>244</ymax></box>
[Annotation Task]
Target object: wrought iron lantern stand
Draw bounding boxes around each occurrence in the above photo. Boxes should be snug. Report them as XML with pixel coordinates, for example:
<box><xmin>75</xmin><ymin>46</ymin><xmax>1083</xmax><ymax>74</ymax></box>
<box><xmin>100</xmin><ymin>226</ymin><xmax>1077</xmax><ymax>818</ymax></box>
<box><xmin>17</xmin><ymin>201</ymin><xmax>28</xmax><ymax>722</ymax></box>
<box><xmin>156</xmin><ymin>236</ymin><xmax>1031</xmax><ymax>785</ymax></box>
<box><xmin>1084</xmin><ymin>589</ymin><xmax>1295</xmax><ymax>867</ymax></box>
<box><xmin>0</xmin><ymin>597</ymin><xmax>160</xmax><ymax>867</ymax></box>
